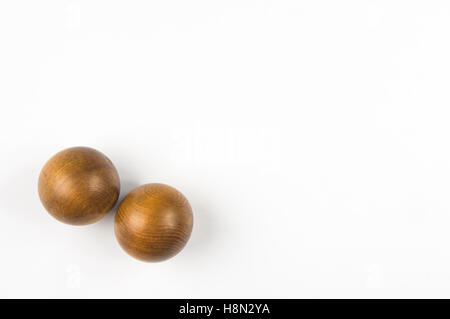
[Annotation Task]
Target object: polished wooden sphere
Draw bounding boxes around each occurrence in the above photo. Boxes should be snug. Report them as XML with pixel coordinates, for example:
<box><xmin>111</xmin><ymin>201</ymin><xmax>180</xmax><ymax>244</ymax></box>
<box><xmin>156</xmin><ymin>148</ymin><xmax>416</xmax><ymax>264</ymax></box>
<box><xmin>38</xmin><ymin>147</ymin><xmax>120</xmax><ymax>225</ymax></box>
<box><xmin>115</xmin><ymin>183</ymin><xmax>193</xmax><ymax>262</ymax></box>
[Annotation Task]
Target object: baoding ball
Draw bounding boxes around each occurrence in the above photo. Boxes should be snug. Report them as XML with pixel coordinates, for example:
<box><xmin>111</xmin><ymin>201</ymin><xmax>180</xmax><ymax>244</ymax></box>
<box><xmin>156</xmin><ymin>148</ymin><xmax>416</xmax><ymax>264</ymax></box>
<box><xmin>114</xmin><ymin>183</ymin><xmax>193</xmax><ymax>262</ymax></box>
<box><xmin>38</xmin><ymin>146</ymin><xmax>120</xmax><ymax>225</ymax></box>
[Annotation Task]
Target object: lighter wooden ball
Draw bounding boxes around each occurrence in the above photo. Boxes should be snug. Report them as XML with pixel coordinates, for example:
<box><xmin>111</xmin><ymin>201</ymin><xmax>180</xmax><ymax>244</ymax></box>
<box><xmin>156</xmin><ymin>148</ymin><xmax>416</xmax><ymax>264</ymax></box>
<box><xmin>38</xmin><ymin>147</ymin><xmax>120</xmax><ymax>225</ymax></box>
<box><xmin>114</xmin><ymin>183</ymin><xmax>193</xmax><ymax>262</ymax></box>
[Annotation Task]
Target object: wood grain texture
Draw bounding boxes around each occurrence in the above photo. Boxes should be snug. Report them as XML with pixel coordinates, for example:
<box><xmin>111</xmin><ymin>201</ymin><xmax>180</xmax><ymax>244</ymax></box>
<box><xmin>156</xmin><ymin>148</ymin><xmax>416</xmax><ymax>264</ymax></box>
<box><xmin>114</xmin><ymin>183</ymin><xmax>193</xmax><ymax>262</ymax></box>
<box><xmin>38</xmin><ymin>146</ymin><xmax>120</xmax><ymax>225</ymax></box>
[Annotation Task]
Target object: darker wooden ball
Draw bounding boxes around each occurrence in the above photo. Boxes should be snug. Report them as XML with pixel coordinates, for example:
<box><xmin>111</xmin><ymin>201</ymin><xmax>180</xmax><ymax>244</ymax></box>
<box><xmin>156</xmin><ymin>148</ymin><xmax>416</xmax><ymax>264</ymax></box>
<box><xmin>38</xmin><ymin>147</ymin><xmax>120</xmax><ymax>225</ymax></box>
<box><xmin>114</xmin><ymin>183</ymin><xmax>193</xmax><ymax>262</ymax></box>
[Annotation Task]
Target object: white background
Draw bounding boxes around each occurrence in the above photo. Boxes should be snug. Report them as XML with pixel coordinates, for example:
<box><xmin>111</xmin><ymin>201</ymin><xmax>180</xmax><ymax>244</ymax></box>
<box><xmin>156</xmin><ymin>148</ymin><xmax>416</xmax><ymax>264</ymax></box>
<box><xmin>1</xmin><ymin>1</ymin><xmax>450</xmax><ymax>298</ymax></box>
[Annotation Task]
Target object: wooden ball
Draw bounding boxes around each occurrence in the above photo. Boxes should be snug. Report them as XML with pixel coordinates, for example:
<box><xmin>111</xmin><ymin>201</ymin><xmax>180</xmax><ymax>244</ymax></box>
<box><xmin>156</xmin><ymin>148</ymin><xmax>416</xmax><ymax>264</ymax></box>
<box><xmin>38</xmin><ymin>147</ymin><xmax>120</xmax><ymax>225</ymax></box>
<box><xmin>115</xmin><ymin>183</ymin><xmax>193</xmax><ymax>262</ymax></box>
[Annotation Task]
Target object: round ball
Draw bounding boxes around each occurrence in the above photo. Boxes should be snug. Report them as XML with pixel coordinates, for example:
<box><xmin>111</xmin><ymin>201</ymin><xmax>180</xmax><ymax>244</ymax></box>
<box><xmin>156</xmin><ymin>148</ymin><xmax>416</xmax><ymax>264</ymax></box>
<box><xmin>114</xmin><ymin>183</ymin><xmax>193</xmax><ymax>262</ymax></box>
<box><xmin>38</xmin><ymin>147</ymin><xmax>120</xmax><ymax>225</ymax></box>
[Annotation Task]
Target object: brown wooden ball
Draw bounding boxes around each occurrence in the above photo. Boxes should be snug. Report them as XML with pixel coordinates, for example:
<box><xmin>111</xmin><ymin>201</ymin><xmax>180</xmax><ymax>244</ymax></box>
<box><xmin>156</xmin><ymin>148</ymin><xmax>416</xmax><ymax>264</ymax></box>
<box><xmin>38</xmin><ymin>147</ymin><xmax>120</xmax><ymax>225</ymax></box>
<box><xmin>114</xmin><ymin>183</ymin><xmax>193</xmax><ymax>262</ymax></box>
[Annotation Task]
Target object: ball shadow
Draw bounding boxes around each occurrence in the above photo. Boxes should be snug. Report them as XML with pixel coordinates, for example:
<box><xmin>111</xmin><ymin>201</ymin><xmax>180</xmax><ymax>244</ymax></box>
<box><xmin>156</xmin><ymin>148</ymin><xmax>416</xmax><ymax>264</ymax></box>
<box><xmin>178</xmin><ymin>195</ymin><xmax>218</xmax><ymax>263</ymax></box>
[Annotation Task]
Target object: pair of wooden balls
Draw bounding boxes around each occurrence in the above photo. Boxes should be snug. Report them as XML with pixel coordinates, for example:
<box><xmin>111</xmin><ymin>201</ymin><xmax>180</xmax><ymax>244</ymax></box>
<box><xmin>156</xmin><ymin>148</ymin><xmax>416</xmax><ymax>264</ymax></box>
<box><xmin>38</xmin><ymin>147</ymin><xmax>193</xmax><ymax>262</ymax></box>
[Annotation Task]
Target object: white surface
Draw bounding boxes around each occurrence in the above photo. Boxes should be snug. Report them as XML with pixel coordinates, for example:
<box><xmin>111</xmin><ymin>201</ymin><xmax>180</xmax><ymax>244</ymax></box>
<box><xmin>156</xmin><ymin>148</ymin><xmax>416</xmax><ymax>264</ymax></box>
<box><xmin>1</xmin><ymin>1</ymin><xmax>450</xmax><ymax>298</ymax></box>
